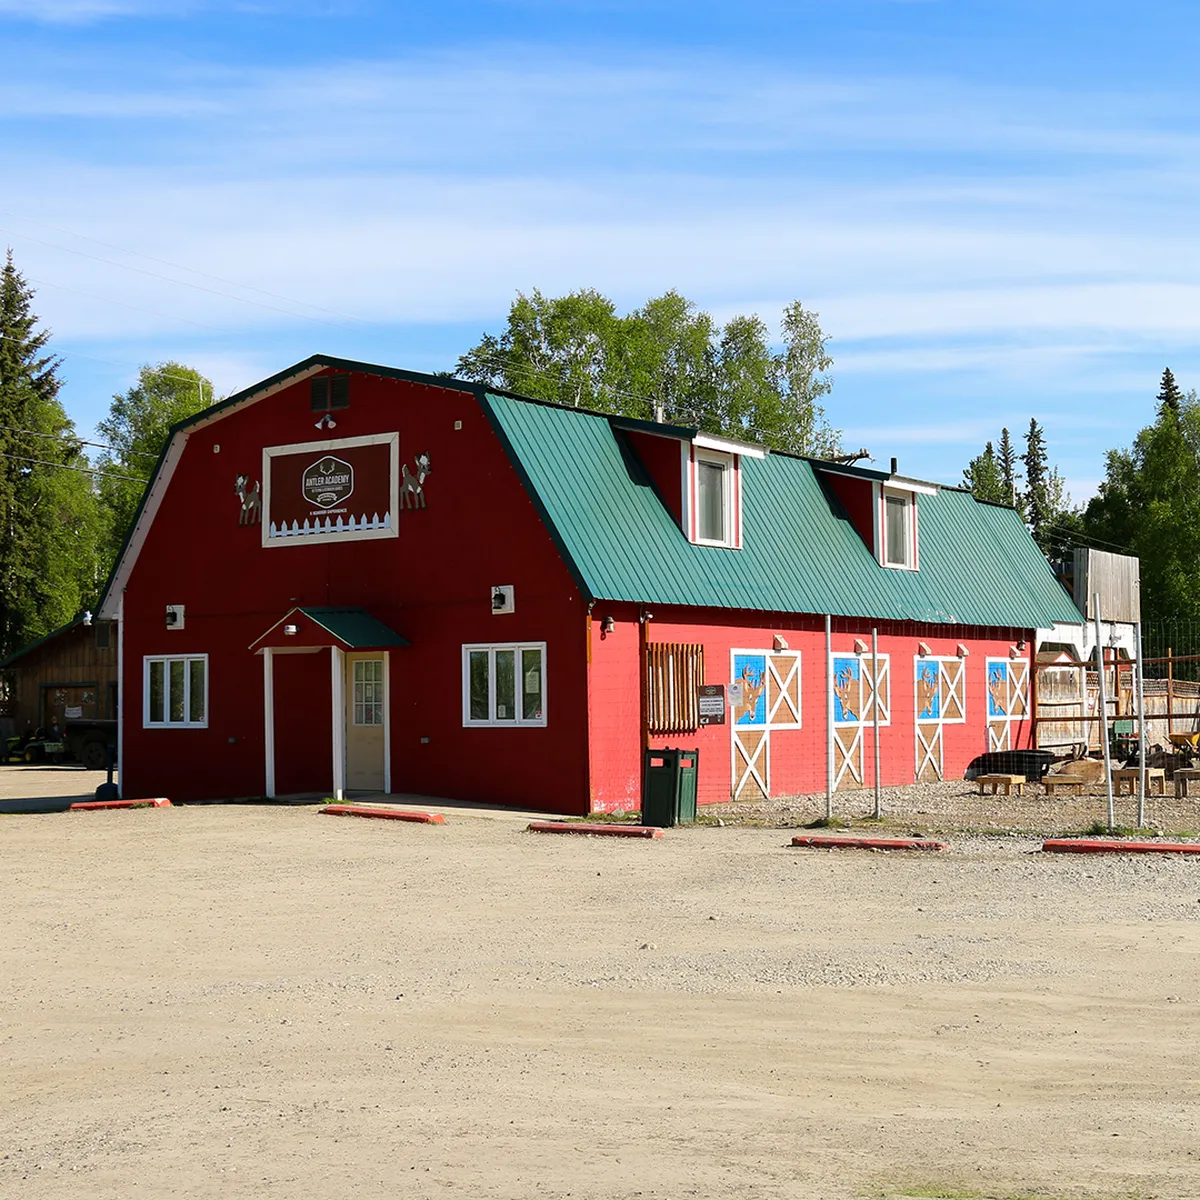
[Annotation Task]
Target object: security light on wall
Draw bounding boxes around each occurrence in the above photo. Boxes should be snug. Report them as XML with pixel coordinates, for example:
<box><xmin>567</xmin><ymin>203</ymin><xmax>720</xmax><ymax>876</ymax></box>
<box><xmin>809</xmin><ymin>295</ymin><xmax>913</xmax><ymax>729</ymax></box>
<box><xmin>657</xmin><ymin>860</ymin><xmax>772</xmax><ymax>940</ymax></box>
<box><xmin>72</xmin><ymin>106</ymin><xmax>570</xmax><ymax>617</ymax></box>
<box><xmin>283</xmin><ymin>624</ymin><xmax>299</xmax><ymax>636</ymax></box>
<box><xmin>166</xmin><ymin>604</ymin><xmax>185</xmax><ymax>630</ymax></box>
<box><xmin>491</xmin><ymin>585</ymin><xmax>515</xmax><ymax>615</ymax></box>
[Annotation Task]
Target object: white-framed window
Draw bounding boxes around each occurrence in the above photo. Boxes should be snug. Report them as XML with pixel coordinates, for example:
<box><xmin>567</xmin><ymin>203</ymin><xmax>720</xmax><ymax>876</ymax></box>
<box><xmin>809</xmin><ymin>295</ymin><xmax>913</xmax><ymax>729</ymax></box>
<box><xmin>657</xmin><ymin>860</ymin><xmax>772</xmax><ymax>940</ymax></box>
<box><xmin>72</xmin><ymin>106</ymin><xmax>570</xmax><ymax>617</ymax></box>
<box><xmin>688</xmin><ymin>447</ymin><xmax>741</xmax><ymax>548</ymax></box>
<box><xmin>353</xmin><ymin>659</ymin><xmax>384</xmax><ymax>725</ymax></box>
<box><xmin>144</xmin><ymin>654</ymin><xmax>208</xmax><ymax>728</ymax></box>
<box><xmin>879</xmin><ymin>487</ymin><xmax>918</xmax><ymax>570</ymax></box>
<box><xmin>463</xmin><ymin>643</ymin><xmax>546</xmax><ymax>727</ymax></box>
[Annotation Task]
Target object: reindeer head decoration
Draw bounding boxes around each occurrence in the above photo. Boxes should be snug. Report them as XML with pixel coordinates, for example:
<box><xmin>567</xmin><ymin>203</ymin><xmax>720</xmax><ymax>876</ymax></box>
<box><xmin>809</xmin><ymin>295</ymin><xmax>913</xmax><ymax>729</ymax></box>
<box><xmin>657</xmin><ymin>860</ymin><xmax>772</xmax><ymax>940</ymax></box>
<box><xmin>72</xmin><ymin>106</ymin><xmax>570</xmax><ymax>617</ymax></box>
<box><xmin>833</xmin><ymin>664</ymin><xmax>859</xmax><ymax>722</ymax></box>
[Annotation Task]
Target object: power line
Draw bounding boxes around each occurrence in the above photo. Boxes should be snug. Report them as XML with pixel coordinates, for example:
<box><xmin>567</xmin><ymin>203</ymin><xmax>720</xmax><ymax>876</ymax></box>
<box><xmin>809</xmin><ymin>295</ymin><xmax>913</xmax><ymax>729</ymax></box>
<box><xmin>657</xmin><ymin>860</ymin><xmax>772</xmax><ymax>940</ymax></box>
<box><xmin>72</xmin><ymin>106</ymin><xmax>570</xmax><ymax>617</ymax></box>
<box><xmin>0</xmin><ymin>223</ymin><xmax>357</xmax><ymax>330</ymax></box>
<box><xmin>0</xmin><ymin>206</ymin><xmax>372</xmax><ymax>328</ymax></box>
<box><xmin>0</xmin><ymin>331</ymin><xmax>214</xmax><ymax>397</ymax></box>
<box><xmin>0</xmin><ymin>424</ymin><xmax>160</xmax><ymax>461</ymax></box>
<box><xmin>0</xmin><ymin>451</ymin><xmax>147</xmax><ymax>483</ymax></box>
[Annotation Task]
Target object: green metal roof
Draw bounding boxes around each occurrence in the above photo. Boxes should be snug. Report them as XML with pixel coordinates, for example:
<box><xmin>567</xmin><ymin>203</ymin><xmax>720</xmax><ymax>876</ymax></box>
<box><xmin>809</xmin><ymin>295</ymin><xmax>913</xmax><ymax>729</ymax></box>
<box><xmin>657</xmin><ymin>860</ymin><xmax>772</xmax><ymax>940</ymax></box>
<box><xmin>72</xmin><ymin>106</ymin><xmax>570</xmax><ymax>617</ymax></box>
<box><xmin>299</xmin><ymin>607</ymin><xmax>409</xmax><ymax>648</ymax></box>
<box><xmin>483</xmin><ymin>392</ymin><xmax>1081</xmax><ymax>629</ymax></box>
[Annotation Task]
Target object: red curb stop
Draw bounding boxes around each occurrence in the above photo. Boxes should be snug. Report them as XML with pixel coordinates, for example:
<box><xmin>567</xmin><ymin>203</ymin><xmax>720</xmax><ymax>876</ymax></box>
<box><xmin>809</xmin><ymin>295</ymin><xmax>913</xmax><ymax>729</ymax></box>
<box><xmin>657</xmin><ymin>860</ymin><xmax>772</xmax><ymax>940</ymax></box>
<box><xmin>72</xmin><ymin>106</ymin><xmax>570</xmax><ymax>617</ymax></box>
<box><xmin>528</xmin><ymin>821</ymin><xmax>663</xmax><ymax>839</ymax></box>
<box><xmin>791</xmin><ymin>834</ymin><xmax>947</xmax><ymax>851</ymax></box>
<box><xmin>320</xmin><ymin>805</ymin><xmax>444</xmax><ymax>825</ymax></box>
<box><xmin>70</xmin><ymin>798</ymin><xmax>171</xmax><ymax>811</ymax></box>
<box><xmin>1043</xmin><ymin>838</ymin><xmax>1200</xmax><ymax>855</ymax></box>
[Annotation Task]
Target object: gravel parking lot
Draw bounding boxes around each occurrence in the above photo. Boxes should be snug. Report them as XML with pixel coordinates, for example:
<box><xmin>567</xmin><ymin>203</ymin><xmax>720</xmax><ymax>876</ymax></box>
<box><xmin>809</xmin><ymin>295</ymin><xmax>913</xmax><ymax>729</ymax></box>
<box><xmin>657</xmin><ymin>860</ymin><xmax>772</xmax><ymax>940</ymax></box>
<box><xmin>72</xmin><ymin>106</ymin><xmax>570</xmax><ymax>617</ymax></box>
<box><xmin>3</xmin><ymin>782</ymin><xmax>1200</xmax><ymax>1200</ymax></box>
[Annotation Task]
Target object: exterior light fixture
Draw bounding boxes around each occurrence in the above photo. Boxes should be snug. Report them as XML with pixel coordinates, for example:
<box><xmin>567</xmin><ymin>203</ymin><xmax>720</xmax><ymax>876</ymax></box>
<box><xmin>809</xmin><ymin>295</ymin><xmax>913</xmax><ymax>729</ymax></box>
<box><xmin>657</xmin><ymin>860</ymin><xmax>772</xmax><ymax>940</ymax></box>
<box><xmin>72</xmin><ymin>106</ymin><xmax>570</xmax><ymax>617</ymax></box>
<box><xmin>314</xmin><ymin>413</ymin><xmax>337</xmax><ymax>431</ymax></box>
<box><xmin>1009</xmin><ymin>644</ymin><xmax>1022</xmax><ymax>659</ymax></box>
<box><xmin>283</xmin><ymin>624</ymin><xmax>298</xmax><ymax>636</ymax></box>
<box><xmin>601</xmin><ymin>615</ymin><xmax>616</xmax><ymax>635</ymax></box>
<box><xmin>81</xmin><ymin>611</ymin><xmax>92</xmax><ymax>626</ymax></box>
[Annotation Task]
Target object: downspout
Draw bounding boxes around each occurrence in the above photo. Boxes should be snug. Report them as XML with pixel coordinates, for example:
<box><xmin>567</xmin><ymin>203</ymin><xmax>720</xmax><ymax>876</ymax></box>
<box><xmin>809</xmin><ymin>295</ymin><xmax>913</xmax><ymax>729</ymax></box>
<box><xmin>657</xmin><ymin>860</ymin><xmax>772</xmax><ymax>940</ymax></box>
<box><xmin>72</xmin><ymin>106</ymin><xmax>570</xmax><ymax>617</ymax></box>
<box><xmin>825</xmin><ymin>614</ymin><xmax>834</xmax><ymax>818</ymax></box>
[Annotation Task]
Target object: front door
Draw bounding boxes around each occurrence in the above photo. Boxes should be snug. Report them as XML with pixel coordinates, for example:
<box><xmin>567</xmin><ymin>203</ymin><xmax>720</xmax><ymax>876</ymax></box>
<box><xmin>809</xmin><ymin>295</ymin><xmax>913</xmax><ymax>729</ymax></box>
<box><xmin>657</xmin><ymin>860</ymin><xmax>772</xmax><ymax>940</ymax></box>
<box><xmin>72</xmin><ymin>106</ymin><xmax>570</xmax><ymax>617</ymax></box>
<box><xmin>345</xmin><ymin>654</ymin><xmax>386</xmax><ymax>792</ymax></box>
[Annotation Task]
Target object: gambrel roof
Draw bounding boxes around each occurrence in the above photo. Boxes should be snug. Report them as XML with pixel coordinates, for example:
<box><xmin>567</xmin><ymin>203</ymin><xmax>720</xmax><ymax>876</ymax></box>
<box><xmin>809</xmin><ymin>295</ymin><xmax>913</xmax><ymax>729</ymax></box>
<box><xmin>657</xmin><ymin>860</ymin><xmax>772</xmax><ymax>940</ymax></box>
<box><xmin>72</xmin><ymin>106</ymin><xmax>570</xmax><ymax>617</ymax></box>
<box><xmin>98</xmin><ymin>354</ymin><xmax>1079</xmax><ymax>630</ymax></box>
<box><xmin>480</xmin><ymin>391</ymin><xmax>1080</xmax><ymax>628</ymax></box>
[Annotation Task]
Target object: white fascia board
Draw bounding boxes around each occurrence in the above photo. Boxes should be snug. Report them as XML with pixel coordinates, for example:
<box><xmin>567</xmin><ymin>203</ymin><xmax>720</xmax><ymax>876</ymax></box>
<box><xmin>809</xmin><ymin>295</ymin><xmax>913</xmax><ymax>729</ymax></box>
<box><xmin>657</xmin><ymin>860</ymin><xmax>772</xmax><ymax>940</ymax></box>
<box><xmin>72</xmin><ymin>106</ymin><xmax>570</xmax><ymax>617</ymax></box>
<box><xmin>96</xmin><ymin>362</ymin><xmax>326</xmax><ymax>620</ymax></box>
<box><xmin>887</xmin><ymin>475</ymin><xmax>939</xmax><ymax>496</ymax></box>
<box><xmin>692</xmin><ymin>432</ymin><xmax>767</xmax><ymax>459</ymax></box>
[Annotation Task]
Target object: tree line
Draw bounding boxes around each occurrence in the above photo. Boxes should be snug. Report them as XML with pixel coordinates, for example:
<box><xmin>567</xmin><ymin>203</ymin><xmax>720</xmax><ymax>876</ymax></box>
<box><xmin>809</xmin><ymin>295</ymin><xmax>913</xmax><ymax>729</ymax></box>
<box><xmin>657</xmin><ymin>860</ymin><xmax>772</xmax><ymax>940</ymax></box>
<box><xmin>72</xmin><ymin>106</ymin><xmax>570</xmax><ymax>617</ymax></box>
<box><xmin>0</xmin><ymin>252</ymin><xmax>213</xmax><ymax>659</ymax></box>
<box><xmin>2</xmin><ymin>259</ymin><xmax>1194</xmax><ymax>659</ymax></box>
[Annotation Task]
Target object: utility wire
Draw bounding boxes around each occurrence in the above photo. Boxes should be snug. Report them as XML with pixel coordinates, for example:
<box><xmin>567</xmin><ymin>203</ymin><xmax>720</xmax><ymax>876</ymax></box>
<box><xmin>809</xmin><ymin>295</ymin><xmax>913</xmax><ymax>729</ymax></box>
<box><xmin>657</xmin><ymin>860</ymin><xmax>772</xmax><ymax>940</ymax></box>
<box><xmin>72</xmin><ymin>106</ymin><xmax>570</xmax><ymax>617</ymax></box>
<box><xmin>0</xmin><ymin>331</ymin><xmax>214</xmax><ymax>396</ymax></box>
<box><xmin>0</xmin><ymin>424</ymin><xmax>160</xmax><ymax>461</ymax></box>
<box><xmin>0</xmin><ymin>206</ymin><xmax>371</xmax><ymax>327</ymax></box>
<box><xmin>0</xmin><ymin>223</ymin><xmax>356</xmax><ymax>329</ymax></box>
<box><xmin>0</xmin><ymin>451</ymin><xmax>147</xmax><ymax>483</ymax></box>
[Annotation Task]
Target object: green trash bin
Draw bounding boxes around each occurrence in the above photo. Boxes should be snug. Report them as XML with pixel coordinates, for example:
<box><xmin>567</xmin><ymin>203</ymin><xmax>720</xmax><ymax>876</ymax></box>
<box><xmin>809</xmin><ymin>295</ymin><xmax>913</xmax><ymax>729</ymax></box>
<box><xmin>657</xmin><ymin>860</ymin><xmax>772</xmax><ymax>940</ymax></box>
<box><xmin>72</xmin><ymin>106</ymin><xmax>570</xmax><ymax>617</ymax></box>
<box><xmin>642</xmin><ymin>747</ymin><xmax>699</xmax><ymax>827</ymax></box>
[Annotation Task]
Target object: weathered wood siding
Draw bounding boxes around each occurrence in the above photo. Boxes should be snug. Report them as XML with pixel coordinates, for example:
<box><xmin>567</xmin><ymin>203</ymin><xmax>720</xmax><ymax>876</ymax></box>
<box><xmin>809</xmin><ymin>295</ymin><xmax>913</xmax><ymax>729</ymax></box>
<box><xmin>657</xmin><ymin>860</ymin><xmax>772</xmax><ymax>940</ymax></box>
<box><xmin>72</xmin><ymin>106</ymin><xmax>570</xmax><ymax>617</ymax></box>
<box><xmin>3</xmin><ymin>622</ymin><xmax>118</xmax><ymax>733</ymax></box>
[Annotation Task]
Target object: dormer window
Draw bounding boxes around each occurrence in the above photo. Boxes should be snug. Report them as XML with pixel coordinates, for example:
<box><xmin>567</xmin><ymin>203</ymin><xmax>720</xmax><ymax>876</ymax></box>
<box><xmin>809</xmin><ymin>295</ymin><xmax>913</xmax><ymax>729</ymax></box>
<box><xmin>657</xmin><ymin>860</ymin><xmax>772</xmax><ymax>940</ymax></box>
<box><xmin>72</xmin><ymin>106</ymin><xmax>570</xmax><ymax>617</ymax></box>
<box><xmin>876</xmin><ymin>478</ymin><xmax>935</xmax><ymax>571</ymax></box>
<box><xmin>884</xmin><ymin>492</ymin><xmax>912</xmax><ymax>567</ymax></box>
<box><xmin>697</xmin><ymin>453</ymin><xmax>732</xmax><ymax>543</ymax></box>
<box><xmin>682</xmin><ymin>433</ymin><xmax>765</xmax><ymax>550</ymax></box>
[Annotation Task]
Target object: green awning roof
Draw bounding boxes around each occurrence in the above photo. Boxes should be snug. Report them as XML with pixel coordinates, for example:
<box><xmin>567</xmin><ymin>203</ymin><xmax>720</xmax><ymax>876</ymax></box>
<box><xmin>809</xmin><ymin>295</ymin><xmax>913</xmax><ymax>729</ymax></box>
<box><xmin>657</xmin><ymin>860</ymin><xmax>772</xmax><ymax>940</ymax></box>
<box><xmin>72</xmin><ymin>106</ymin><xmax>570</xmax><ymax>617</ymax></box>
<box><xmin>297</xmin><ymin>607</ymin><xmax>409</xmax><ymax>648</ymax></box>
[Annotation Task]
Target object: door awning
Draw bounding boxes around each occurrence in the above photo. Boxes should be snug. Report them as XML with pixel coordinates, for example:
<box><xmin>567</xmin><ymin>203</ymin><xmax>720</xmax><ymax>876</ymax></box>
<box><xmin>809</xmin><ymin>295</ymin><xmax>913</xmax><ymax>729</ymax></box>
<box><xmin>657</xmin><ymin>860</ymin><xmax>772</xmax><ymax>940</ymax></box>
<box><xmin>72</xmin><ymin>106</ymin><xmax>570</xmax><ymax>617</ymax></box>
<box><xmin>250</xmin><ymin>606</ymin><xmax>409</xmax><ymax>653</ymax></box>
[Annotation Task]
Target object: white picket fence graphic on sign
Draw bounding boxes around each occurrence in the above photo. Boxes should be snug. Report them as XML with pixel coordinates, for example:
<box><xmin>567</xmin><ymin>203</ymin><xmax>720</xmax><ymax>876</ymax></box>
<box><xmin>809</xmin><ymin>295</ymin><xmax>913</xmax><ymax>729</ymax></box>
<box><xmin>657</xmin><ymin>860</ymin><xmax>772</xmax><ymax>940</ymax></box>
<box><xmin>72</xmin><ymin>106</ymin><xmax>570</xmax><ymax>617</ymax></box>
<box><xmin>268</xmin><ymin>512</ymin><xmax>392</xmax><ymax>538</ymax></box>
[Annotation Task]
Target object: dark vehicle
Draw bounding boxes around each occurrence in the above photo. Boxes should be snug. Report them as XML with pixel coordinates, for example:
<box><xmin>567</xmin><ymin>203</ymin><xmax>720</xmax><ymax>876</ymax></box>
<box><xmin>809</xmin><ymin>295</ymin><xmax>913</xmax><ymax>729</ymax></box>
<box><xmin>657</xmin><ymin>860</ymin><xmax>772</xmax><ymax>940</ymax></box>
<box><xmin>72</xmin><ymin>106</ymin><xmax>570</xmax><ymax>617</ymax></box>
<box><xmin>63</xmin><ymin>720</ymin><xmax>117</xmax><ymax>771</ymax></box>
<box><xmin>964</xmin><ymin>749</ymin><xmax>1055</xmax><ymax>782</ymax></box>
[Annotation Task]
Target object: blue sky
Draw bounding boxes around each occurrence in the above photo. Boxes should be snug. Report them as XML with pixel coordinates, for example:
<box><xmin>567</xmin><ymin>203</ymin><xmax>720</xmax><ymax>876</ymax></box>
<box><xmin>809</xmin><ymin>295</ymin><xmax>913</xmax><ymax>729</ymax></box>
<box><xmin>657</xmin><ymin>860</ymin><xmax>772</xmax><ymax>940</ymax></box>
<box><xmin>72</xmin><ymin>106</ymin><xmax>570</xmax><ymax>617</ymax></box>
<box><xmin>3</xmin><ymin>0</ymin><xmax>1199</xmax><ymax>502</ymax></box>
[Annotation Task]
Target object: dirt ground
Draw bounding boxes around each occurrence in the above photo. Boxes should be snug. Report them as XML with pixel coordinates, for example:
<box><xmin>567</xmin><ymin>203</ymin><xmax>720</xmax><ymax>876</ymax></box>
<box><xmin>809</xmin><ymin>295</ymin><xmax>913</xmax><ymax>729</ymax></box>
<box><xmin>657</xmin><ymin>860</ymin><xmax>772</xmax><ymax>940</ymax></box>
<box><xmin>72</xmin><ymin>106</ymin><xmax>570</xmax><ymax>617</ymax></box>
<box><xmin>3</xmin><ymin>771</ymin><xmax>1200</xmax><ymax>1200</ymax></box>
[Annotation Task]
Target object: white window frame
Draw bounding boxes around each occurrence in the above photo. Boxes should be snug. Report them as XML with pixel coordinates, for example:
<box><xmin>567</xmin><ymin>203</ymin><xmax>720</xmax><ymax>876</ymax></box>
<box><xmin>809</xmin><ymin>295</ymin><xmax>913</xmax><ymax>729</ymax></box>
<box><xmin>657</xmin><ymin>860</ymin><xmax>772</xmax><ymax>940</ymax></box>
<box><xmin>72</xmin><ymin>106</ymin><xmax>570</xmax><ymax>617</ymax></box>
<box><xmin>462</xmin><ymin>642</ymin><xmax>547</xmax><ymax>727</ymax></box>
<box><xmin>143</xmin><ymin>654</ymin><xmax>209</xmax><ymax>729</ymax></box>
<box><xmin>876</xmin><ymin>485</ymin><xmax>919</xmax><ymax>571</ymax></box>
<box><xmin>687</xmin><ymin>446</ymin><xmax>742</xmax><ymax>549</ymax></box>
<box><xmin>352</xmin><ymin>658</ymin><xmax>385</xmax><ymax>726</ymax></box>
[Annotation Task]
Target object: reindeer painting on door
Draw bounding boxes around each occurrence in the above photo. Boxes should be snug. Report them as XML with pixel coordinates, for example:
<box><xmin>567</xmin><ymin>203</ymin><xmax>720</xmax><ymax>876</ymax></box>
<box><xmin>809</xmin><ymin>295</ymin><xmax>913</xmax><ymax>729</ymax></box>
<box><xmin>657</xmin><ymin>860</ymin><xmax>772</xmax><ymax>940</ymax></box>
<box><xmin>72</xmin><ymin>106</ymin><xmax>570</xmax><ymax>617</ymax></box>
<box><xmin>831</xmin><ymin>652</ymin><xmax>890</xmax><ymax>789</ymax></box>
<box><xmin>986</xmin><ymin>657</ymin><xmax>1029</xmax><ymax>751</ymax></box>
<box><xmin>914</xmin><ymin>657</ymin><xmax>966</xmax><ymax>781</ymax></box>
<box><xmin>730</xmin><ymin>649</ymin><xmax>802</xmax><ymax>801</ymax></box>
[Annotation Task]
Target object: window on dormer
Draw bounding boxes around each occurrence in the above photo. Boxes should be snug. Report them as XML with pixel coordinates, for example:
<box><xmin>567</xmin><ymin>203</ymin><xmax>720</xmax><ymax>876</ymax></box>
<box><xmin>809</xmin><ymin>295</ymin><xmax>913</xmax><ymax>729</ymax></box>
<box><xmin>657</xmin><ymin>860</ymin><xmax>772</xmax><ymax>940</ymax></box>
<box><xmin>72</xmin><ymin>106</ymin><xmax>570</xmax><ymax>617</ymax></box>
<box><xmin>881</xmin><ymin>487</ymin><xmax>917</xmax><ymax>570</ymax></box>
<box><xmin>697</xmin><ymin>458</ymin><xmax>728</xmax><ymax>542</ymax></box>
<box><xmin>691</xmin><ymin>448</ymin><xmax>738</xmax><ymax>547</ymax></box>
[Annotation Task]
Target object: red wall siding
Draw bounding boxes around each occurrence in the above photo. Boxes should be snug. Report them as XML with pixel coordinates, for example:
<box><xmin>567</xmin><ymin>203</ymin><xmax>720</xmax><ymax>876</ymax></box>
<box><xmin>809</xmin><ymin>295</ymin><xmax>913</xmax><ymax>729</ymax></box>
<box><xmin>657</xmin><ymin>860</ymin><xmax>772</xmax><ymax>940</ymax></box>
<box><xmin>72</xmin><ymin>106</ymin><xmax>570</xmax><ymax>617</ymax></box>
<box><xmin>120</xmin><ymin>370</ymin><xmax>590</xmax><ymax>812</ymax></box>
<box><xmin>586</xmin><ymin>605</ymin><xmax>1035</xmax><ymax>812</ymax></box>
<box><xmin>623</xmin><ymin>431</ymin><xmax>684</xmax><ymax>526</ymax></box>
<box><xmin>824</xmin><ymin>473</ymin><xmax>876</xmax><ymax>555</ymax></box>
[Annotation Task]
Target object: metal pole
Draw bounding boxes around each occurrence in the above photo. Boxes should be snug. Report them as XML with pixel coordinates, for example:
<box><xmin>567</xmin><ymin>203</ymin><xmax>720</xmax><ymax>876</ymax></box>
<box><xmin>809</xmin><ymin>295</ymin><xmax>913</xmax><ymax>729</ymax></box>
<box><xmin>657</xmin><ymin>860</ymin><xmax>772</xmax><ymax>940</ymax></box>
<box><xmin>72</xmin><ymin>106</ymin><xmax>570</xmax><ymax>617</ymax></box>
<box><xmin>872</xmin><ymin>627</ymin><xmax>881</xmax><ymax>818</ymax></box>
<box><xmin>1094</xmin><ymin>594</ymin><xmax>1115</xmax><ymax>831</ymax></box>
<box><xmin>825</xmin><ymin>614</ymin><xmax>834</xmax><ymax>819</ymax></box>
<box><xmin>1136</xmin><ymin>620</ymin><xmax>1147</xmax><ymax>829</ymax></box>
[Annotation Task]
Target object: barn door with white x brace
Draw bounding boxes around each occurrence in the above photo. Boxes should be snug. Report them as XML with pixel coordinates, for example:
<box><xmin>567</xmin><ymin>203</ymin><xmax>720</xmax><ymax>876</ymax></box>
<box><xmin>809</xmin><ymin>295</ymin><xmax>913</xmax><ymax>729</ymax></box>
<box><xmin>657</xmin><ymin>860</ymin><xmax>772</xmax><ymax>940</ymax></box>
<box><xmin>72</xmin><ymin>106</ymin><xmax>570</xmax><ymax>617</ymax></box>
<box><xmin>830</xmin><ymin>652</ymin><xmax>890</xmax><ymax>791</ymax></box>
<box><xmin>914</xmin><ymin>657</ymin><xmax>966</xmax><ymax>781</ymax></box>
<box><xmin>730</xmin><ymin>649</ymin><xmax>803</xmax><ymax>800</ymax></box>
<box><xmin>986</xmin><ymin>658</ymin><xmax>1029</xmax><ymax>751</ymax></box>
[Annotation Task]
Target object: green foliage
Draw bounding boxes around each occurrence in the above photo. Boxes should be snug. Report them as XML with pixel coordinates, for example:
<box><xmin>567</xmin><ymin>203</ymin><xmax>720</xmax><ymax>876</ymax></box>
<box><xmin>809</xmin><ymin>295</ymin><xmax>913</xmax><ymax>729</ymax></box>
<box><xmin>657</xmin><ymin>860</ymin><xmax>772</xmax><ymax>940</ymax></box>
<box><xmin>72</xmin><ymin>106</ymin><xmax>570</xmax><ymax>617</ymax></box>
<box><xmin>997</xmin><ymin>427</ymin><xmax>1020</xmax><ymax>511</ymax></box>
<box><xmin>0</xmin><ymin>250</ymin><xmax>101</xmax><ymax>659</ymax></box>
<box><xmin>1082</xmin><ymin>368</ymin><xmax>1200</xmax><ymax>622</ymax></box>
<box><xmin>962</xmin><ymin>420</ymin><xmax>1075</xmax><ymax>554</ymax></box>
<box><xmin>455</xmin><ymin>289</ymin><xmax>840</xmax><ymax>455</ymax></box>
<box><xmin>962</xmin><ymin>441</ymin><xmax>1006</xmax><ymax>504</ymax></box>
<box><xmin>96</xmin><ymin>362</ymin><xmax>214</xmax><ymax>579</ymax></box>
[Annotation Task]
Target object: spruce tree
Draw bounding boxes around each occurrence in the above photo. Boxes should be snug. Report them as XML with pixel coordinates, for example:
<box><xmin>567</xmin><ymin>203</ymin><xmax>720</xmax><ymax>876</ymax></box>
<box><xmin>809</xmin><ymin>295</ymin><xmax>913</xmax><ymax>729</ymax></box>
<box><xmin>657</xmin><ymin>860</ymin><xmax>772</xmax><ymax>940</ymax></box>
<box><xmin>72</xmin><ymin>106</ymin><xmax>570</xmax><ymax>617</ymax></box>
<box><xmin>997</xmin><ymin>427</ymin><xmax>1021</xmax><ymax>511</ymax></box>
<box><xmin>962</xmin><ymin>441</ymin><xmax>1007</xmax><ymax>503</ymax></box>
<box><xmin>1157</xmin><ymin>367</ymin><xmax>1184</xmax><ymax>415</ymax></box>
<box><xmin>0</xmin><ymin>250</ymin><xmax>100</xmax><ymax>658</ymax></box>
<box><xmin>1022</xmin><ymin>418</ymin><xmax>1051</xmax><ymax>546</ymax></box>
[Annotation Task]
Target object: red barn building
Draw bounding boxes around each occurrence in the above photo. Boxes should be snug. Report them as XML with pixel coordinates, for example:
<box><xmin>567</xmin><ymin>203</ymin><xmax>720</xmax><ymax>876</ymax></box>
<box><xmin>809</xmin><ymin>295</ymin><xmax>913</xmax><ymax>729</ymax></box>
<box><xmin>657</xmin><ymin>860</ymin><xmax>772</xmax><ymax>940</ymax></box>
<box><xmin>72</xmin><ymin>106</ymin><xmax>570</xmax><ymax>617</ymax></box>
<box><xmin>96</xmin><ymin>356</ymin><xmax>1079</xmax><ymax>812</ymax></box>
